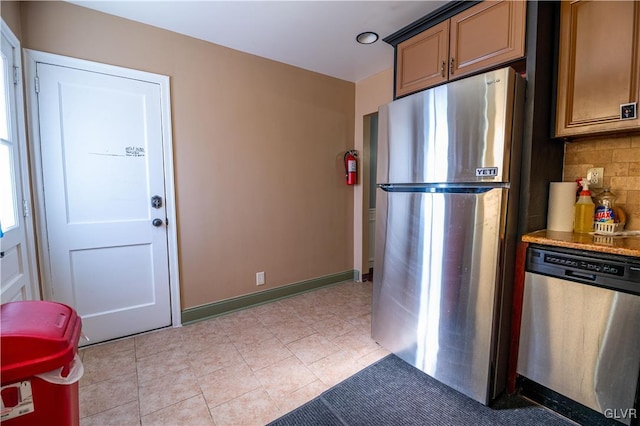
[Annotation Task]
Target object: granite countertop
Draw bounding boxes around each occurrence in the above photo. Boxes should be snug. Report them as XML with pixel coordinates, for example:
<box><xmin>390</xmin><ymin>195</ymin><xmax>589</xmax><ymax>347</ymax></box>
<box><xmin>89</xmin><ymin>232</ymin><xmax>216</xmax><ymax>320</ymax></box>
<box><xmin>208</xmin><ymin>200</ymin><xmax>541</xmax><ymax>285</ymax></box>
<box><xmin>522</xmin><ymin>229</ymin><xmax>640</xmax><ymax>258</ymax></box>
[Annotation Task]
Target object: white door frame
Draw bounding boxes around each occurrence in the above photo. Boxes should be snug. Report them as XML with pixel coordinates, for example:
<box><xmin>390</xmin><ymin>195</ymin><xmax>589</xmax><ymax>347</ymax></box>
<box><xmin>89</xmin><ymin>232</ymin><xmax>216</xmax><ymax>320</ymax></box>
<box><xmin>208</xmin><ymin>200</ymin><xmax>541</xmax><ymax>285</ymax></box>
<box><xmin>23</xmin><ymin>49</ymin><xmax>181</xmax><ymax>327</ymax></box>
<box><xmin>1</xmin><ymin>20</ymin><xmax>40</xmax><ymax>301</ymax></box>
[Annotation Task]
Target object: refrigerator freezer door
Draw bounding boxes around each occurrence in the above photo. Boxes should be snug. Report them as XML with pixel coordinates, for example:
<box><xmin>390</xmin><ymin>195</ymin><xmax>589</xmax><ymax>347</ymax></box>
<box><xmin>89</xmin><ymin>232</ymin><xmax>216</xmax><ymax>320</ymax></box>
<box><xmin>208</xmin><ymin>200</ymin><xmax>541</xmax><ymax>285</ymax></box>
<box><xmin>377</xmin><ymin>67</ymin><xmax>520</xmax><ymax>185</ymax></box>
<box><xmin>372</xmin><ymin>187</ymin><xmax>507</xmax><ymax>404</ymax></box>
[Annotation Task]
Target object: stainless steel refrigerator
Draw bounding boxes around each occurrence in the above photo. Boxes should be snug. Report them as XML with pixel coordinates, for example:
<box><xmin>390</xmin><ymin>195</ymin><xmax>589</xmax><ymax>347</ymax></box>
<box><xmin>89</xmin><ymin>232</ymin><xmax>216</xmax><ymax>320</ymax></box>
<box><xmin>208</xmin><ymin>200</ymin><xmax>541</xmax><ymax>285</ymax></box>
<box><xmin>372</xmin><ymin>67</ymin><xmax>525</xmax><ymax>405</ymax></box>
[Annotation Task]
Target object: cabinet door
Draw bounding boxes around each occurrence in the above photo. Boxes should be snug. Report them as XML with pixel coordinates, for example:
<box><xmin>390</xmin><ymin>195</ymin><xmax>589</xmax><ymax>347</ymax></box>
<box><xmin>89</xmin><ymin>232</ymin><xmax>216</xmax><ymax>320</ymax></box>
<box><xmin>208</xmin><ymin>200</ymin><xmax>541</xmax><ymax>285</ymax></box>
<box><xmin>449</xmin><ymin>0</ymin><xmax>526</xmax><ymax>79</ymax></box>
<box><xmin>396</xmin><ymin>20</ymin><xmax>449</xmax><ymax>97</ymax></box>
<box><xmin>555</xmin><ymin>1</ymin><xmax>640</xmax><ymax>138</ymax></box>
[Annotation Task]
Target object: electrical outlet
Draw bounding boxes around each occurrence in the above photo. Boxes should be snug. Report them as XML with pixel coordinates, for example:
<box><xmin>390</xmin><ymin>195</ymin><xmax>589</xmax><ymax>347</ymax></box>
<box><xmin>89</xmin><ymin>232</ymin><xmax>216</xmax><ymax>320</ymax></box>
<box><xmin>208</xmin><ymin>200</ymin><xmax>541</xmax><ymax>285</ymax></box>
<box><xmin>587</xmin><ymin>167</ymin><xmax>604</xmax><ymax>189</ymax></box>
<box><xmin>256</xmin><ymin>271</ymin><xmax>265</xmax><ymax>286</ymax></box>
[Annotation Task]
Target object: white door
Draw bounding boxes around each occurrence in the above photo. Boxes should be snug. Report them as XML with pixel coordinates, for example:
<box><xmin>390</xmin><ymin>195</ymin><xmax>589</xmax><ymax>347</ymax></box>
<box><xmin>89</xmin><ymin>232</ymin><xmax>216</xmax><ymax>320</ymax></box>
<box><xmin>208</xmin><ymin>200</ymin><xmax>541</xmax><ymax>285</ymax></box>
<box><xmin>0</xmin><ymin>25</ymin><xmax>38</xmax><ymax>303</ymax></box>
<box><xmin>33</xmin><ymin>60</ymin><xmax>173</xmax><ymax>345</ymax></box>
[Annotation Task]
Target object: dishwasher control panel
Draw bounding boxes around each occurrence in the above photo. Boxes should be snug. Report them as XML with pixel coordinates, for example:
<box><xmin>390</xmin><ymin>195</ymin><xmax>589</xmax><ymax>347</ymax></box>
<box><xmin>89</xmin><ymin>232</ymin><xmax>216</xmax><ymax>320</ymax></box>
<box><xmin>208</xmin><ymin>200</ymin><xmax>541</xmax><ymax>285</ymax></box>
<box><xmin>543</xmin><ymin>253</ymin><xmax>625</xmax><ymax>276</ymax></box>
<box><xmin>526</xmin><ymin>245</ymin><xmax>640</xmax><ymax>295</ymax></box>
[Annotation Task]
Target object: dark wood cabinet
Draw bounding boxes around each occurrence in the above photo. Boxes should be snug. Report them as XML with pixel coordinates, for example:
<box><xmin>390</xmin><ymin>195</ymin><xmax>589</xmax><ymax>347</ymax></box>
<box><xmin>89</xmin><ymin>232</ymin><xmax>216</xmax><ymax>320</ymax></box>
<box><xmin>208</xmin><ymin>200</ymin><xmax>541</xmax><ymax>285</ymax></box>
<box><xmin>555</xmin><ymin>1</ymin><xmax>640</xmax><ymax>138</ymax></box>
<box><xmin>395</xmin><ymin>0</ymin><xmax>526</xmax><ymax>97</ymax></box>
<box><xmin>396</xmin><ymin>21</ymin><xmax>449</xmax><ymax>97</ymax></box>
<box><xmin>449</xmin><ymin>1</ymin><xmax>526</xmax><ymax>79</ymax></box>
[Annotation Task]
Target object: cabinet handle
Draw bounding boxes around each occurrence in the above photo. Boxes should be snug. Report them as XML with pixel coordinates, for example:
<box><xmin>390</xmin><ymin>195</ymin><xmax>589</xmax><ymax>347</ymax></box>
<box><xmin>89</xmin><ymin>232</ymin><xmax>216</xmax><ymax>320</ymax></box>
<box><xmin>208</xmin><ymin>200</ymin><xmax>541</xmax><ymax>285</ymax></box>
<box><xmin>450</xmin><ymin>58</ymin><xmax>455</xmax><ymax>75</ymax></box>
<box><xmin>441</xmin><ymin>61</ymin><xmax>445</xmax><ymax>77</ymax></box>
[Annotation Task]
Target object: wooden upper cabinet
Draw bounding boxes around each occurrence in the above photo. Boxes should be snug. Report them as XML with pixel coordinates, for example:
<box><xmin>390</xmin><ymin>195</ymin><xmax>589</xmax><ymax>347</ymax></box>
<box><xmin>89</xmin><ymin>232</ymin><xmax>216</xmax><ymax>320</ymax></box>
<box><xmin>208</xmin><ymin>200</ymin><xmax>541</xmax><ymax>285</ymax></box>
<box><xmin>396</xmin><ymin>21</ymin><xmax>449</xmax><ymax>97</ymax></box>
<box><xmin>555</xmin><ymin>1</ymin><xmax>640</xmax><ymax>138</ymax></box>
<box><xmin>450</xmin><ymin>0</ymin><xmax>527</xmax><ymax>79</ymax></box>
<box><xmin>394</xmin><ymin>1</ymin><xmax>526</xmax><ymax>97</ymax></box>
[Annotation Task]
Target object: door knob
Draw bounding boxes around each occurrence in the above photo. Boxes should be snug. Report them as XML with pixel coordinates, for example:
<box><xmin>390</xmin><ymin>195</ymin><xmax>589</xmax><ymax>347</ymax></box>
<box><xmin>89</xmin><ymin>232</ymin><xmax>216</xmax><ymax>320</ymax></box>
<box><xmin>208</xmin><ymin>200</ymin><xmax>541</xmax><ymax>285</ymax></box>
<box><xmin>152</xmin><ymin>218</ymin><xmax>164</xmax><ymax>227</ymax></box>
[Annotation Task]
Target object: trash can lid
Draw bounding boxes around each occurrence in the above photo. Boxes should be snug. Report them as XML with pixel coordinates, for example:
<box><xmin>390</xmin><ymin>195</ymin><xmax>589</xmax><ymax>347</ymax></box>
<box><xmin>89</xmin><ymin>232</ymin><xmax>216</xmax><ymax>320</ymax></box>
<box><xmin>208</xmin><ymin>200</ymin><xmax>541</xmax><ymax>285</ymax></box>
<box><xmin>1</xmin><ymin>301</ymin><xmax>82</xmax><ymax>383</ymax></box>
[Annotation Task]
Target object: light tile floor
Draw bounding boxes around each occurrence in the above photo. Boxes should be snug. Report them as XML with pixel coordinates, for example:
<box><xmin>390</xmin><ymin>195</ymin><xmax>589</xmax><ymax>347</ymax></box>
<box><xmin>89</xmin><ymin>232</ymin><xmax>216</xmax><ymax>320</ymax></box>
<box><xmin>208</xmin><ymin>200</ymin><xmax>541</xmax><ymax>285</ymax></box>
<box><xmin>78</xmin><ymin>281</ymin><xmax>388</xmax><ymax>425</ymax></box>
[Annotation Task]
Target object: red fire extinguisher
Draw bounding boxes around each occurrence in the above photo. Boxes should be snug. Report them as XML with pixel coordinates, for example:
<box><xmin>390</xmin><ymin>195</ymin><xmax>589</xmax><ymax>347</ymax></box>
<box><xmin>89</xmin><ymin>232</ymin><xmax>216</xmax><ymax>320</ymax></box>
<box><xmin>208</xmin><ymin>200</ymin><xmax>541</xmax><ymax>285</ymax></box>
<box><xmin>344</xmin><ymin>150</ymin><xmax>358</xmax><ymax>185</ymax></box>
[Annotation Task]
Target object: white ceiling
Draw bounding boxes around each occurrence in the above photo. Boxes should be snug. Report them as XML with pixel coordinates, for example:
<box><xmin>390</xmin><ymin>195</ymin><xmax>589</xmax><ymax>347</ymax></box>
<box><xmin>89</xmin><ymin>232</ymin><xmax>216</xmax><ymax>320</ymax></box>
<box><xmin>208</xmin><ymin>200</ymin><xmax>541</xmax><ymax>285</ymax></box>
<box><xmin>69</xmin><ymin>1</ymin><xmax>448</xmax><ymax>82</ymax></box>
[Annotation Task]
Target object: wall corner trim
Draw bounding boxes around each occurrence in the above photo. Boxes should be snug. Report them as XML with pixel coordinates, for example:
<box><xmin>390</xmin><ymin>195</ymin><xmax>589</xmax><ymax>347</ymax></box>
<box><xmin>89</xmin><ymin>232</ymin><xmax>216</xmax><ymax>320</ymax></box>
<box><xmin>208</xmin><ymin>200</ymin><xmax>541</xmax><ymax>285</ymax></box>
<box><xmin>181</xmin><ymin>270</ymin><xmax>356</xmax><ymax>325</ymax></box>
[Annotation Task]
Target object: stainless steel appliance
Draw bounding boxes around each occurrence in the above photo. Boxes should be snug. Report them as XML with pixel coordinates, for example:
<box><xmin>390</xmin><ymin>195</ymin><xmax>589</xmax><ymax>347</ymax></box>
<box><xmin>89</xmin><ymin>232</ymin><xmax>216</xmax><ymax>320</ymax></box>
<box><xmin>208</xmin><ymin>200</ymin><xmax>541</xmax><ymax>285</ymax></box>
<box><xmin>518</xmin><ymin>245</ymin><xmax>640</xmax><ymax>425</ymax></box>
<box><xmin>371</xmin><ymin>67</ymin><xmax>525</xmax><ymax>405</ymax></box>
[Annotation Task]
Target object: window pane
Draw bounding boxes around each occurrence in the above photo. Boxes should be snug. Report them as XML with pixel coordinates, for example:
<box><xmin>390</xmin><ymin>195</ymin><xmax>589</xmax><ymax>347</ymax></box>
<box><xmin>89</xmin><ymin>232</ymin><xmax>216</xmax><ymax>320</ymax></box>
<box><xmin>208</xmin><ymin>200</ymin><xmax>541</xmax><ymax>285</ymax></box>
<box><xmin>0</xmin><ymin>142</ymin><xmax>17</xmax><ymax>230</ymax></box>
<box><xmin>0</xmin><ymin>52</ymin><xmax>9</xmax><ymax>141</ymax></box>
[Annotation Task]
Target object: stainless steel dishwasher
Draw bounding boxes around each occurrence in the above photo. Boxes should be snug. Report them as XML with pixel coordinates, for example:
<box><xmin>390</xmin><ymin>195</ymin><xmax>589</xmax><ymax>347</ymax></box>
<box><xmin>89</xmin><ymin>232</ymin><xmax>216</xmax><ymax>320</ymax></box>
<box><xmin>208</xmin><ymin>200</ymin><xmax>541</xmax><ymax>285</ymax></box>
<box><xmin>517</xmin><ymin>244</ymin><xmax>640</xmax><ymax>425</ymax></box>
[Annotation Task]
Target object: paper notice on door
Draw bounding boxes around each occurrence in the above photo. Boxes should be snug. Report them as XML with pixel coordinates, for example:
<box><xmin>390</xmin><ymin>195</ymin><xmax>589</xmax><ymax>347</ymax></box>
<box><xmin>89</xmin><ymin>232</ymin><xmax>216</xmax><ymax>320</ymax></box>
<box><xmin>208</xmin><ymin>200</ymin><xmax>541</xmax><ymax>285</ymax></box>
<box><xmin>125</xmin><ymin>146</ymin><xmax>145</xmax><ymax>157</ymax></box>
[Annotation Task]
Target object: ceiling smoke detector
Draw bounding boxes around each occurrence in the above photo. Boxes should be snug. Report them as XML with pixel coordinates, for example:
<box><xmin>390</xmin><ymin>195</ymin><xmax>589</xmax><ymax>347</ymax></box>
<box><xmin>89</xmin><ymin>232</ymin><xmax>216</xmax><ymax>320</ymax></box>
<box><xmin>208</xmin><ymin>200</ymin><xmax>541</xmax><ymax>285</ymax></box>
<box><xmin>356</xmin><ymin>32</ymin><xmax>379</xmax><ymax>45</ymax></box>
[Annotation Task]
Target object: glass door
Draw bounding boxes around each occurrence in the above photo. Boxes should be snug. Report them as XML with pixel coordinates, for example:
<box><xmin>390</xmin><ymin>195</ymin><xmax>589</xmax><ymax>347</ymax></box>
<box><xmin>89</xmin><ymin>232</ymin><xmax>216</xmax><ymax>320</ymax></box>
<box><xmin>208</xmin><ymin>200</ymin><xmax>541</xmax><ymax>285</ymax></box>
<box><xmin>0</xmin><ymin>23</ymin><xmax>37</xmax><ymax>301</ymax></box>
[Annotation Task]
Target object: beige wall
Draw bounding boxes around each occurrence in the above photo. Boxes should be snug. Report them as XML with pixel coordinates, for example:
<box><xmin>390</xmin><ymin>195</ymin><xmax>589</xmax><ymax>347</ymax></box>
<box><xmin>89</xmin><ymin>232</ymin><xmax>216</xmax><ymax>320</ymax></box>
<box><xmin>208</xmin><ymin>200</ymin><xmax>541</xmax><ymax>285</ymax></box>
<box><xmin>1</xmin><ymin>1</ymin><xmax>22</xmax><ymax>38</ymax></box>
<box><xmin>353</xmin><ymin>68</ymin><xmax>393</xmax><ymax>276</ymax></box>
<box><xmin>17</xmin><ymin>1</ymin><xmax>355</xmax><ymax>309</ymax></box>
<box><xmin>564</xmin><ymin>135</ymin><xmax>640</xmax><ymax>230</ymax></box>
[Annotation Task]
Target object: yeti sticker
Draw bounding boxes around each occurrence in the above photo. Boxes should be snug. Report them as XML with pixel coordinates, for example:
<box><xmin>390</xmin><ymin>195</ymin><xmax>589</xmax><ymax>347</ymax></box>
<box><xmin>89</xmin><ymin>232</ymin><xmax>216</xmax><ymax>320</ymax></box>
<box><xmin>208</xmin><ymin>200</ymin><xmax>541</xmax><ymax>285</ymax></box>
<box><xmin>476</xmin><ymin>167</ymin><xmax>499</xmax><ymax>177</ymax></box>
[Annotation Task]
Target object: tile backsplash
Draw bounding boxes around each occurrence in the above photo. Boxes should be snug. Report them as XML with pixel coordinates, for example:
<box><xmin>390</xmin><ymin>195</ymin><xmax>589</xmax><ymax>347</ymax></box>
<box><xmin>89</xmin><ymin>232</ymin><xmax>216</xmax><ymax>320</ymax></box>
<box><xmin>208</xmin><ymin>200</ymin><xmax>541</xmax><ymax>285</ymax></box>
<box><xmin>564</xmin><ymin>134</ymin><xmax>640</xmax><ymax>230</ymax></box>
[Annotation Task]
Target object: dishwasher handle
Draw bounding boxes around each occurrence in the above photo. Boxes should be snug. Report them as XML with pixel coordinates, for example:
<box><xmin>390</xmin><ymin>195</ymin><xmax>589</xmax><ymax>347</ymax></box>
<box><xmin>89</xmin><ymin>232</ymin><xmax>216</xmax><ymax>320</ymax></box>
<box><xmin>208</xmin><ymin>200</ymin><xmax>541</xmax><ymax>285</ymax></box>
<box><xmin>565</xmin><ymin>270</ymin><xmax>597</xmax><ymax>281</ymax></box>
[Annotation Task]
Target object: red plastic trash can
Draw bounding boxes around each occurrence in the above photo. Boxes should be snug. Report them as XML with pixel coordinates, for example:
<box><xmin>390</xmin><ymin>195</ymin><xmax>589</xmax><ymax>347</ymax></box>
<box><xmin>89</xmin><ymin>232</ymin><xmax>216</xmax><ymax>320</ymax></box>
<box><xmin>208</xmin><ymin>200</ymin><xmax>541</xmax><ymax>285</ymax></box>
<box><xmin>1</xmin><ymin>301</ymin><xmax>83</xmax><ymax>426</ymax></box>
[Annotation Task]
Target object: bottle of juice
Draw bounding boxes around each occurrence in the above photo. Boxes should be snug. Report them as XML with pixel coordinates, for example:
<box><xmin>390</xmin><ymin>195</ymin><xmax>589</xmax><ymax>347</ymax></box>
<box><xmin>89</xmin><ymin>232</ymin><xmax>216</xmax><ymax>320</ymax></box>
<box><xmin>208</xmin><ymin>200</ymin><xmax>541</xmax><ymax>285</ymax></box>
<box><xmin>573</xmin><ymin>178</ymin><xmax>595</xmax><ymax>233</ymax></box>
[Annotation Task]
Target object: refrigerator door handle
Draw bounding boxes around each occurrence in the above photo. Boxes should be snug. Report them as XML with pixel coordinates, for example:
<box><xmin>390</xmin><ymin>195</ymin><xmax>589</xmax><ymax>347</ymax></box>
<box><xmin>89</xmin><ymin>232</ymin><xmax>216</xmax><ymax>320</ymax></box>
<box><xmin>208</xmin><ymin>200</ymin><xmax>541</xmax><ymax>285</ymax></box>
<box><xmin>377</xmin><ymin>183</ymin><xmax>506</xmax><ymax>194</ymax></box>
